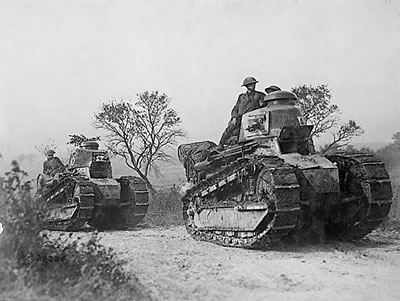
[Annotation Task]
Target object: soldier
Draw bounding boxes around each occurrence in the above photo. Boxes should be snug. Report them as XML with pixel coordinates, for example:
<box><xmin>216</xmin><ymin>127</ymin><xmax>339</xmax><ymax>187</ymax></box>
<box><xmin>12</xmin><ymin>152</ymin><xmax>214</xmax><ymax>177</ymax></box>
<box><xmin>265</xmin><ymin>85</ymin><xmax>281</xmax><ymax>94</ymax></box>
<box><xmin>259</xmin><ymin>85</ymin><xmax>282</xmax><ymax>107</ymax></box>
<box><xmin>217</xmin><ymin>76</ymin><xmax>266</xmax><ymax>150</ymax></box>
<box><xmin>43</xmin><ymin>150</ymin><xmax>64</xmax><ymax>176</ymax></box>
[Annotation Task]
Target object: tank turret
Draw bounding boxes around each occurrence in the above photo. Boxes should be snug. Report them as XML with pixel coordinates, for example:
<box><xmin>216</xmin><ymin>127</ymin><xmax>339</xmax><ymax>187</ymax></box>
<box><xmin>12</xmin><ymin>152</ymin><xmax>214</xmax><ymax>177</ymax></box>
<box><xmin>239</xmin><ymin>91</ymin><xmax>313</xmax><ymax>155</ymax></box>
<box><xmin>67</xmin><ymin>143</ymin><xmax>112</xmax><ymax>179</ymax></box>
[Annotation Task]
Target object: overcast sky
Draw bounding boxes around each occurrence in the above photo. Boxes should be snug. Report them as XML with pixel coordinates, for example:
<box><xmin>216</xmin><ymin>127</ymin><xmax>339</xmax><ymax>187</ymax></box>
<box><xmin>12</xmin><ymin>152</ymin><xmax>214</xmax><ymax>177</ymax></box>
<box><xmin>1</xmin><ymin>0</ymin><xmax>400</xmax><ymax>157</ymax></box>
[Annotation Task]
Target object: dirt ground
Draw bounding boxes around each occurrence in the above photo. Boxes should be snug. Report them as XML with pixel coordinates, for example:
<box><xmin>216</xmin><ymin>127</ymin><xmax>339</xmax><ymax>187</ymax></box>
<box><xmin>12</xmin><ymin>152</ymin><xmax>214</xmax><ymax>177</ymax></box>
<box><xmin>100</xmin><ymin>226</ymin><xmax>400</xmax><ymax>301</ymax></box>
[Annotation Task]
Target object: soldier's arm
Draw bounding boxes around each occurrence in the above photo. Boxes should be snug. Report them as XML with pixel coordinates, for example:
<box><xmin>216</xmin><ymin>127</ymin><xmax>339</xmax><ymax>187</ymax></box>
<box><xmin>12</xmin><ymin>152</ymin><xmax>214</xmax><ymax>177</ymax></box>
<box><xmin>230</xmin><ymin>95</ymin><xmax>242</xmax><ymax>119</ymax></box>
<box><xmin>55</xmin><ymin>157</ymin><xmax>64</xmax><ymax>166</ymax></box>
<box><xmin>258</xmin><ymin>91</ymin><xmax>267</xmax><ymax>107</ymax></box>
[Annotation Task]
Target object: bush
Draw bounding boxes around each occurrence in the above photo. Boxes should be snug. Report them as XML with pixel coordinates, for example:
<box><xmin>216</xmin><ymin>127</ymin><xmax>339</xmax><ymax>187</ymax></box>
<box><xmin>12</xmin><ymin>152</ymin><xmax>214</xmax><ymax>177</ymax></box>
<box><xmin>388</xmin><ymin>173</ymin><xmax>400</xmax><ymax>221</ymax></box>
<box><xmin>144</xmin><ymin>186</ymin><xmax>183</xmax><ymax>226</ymax></box>
<box><xmin>13</xmin><ymin>232</ymin><xmax>132</xmax><ymax>299</ymax></box>
<box><xmin>0</xmin><ymin>162</ymin><xmax>149</xmax><ymax>301</ymax></box>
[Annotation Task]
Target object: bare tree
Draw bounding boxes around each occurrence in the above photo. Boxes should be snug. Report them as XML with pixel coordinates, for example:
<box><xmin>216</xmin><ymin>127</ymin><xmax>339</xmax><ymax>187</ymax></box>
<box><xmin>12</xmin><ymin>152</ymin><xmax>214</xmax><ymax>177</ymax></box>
<box><xmin>320</xmin><ymin>120</ymin><xmax>364</xmax><ymax>155</ymax></box>
<box><xmin>292</xmin><ymin>84</ymin><xmax>364</xmax><ymax>154</ymax></box>
<box><xmin>93</xmin><ymin>91</ymin><xmax>186</xmax><ymax>191</ymax></box>
<box><xmin>35</xmin><ymin>138</ymin><xmax>58</xmax><ymax>156</ymax></box>
<box><xmin>34</xmin><ymin>138</ymin><xmax>70</xmax><ymax>165</ymax></box>
<box><xmin>292</xmin><ymin>84</ymin><xmax>339</xmax><ymax>144</ymax></box>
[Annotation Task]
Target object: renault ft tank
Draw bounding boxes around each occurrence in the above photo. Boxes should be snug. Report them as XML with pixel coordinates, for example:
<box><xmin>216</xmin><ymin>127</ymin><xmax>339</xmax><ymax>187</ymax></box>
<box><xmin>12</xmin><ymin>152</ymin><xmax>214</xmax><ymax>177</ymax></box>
<box><xmin>37</xmin><ymin>141</ymin><xmax>149</xmax><ymax>231</ymax></box>
<box><xmin>178</xmin><ymin>91</ymin><xmax>392</xmax><ymax>248</ymax></box>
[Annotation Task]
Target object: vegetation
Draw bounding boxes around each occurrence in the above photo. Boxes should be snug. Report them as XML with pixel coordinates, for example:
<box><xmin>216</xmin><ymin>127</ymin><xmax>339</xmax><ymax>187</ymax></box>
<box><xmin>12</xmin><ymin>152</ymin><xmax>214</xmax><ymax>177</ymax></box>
<box><xmin>0</xmin><ymin>163</ymin><xmax>149</xmax><ymax>301</ymax></box>
<box><xmin>375</xmin><ymin>132</ymin><xmax>400</xmax><ymax>220</ymax></box>
<box><xmin>144</xmin><ymin>186</ymin><xmax>182</xmax><ymax>227</ymax></box>
<box><xmin>376</xmin><ymin>132</ymin><xmax>400</xmax><ymax>174</ymax></box>
<box><xmin>94</xmin><ymin>91</ymin><xmax>186</xmax><ymax>191</ymax></box>
<box><xmin>35</xmin><ymin>138</ymin><xmax>58</xmax><ymax>156</ymax></box>
<box><xmin>292</xmin><ymin>84</ymin><xmax>364</xmax><ymax>154</ymax></box>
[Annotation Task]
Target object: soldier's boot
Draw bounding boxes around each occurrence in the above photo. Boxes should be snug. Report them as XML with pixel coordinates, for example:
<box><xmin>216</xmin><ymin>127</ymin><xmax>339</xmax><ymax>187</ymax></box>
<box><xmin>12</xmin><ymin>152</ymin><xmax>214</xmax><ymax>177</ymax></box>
<box><xmin>217</xmin><ymin>122</ymin><xmax>237</xmax><ymax>151</ymax></box>
<box><xmin>217</xmin><ymin>128</ymin><xmax>231</xmax><ymax>151</ymax></box>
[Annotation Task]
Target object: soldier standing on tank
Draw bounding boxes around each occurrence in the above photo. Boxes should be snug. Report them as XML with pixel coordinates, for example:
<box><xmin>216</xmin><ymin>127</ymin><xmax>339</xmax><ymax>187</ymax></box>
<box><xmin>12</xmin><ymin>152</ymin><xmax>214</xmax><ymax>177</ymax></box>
<box><xmin>43</xmin><ymin>150</ymin><xmax>64</xmax><ymax>176</ymax></box>
<box><xmin>217</xmin><ymin>76</ymin><xmax>266</xmax><ymax>150</ymax></box>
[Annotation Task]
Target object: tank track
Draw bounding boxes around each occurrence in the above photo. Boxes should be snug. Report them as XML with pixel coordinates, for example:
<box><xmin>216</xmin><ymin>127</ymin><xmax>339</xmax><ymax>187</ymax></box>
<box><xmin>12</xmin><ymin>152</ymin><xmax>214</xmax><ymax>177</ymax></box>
<box><xmin>90</xmin><ymin>176</ymin><xmax>149</xmax><ymax>230</ymax></box>
<box><xmin>122</xmin><ymin>176</ymin><xmax>149</xmax><ymax>227</ymax></box>
<box><xmin>327</xmin><ymin>153</ymin><xmax>392</xmax><ymax>239</ymax></box>
<box><xmin>183</xmin><ymin>158</ymin><xmax>301</xmax><ymax>249</ymax></box>
<box><xmin>41</xmin><ymin>176</ymin><xmax>95</xmax><ymax>231</ymax></box>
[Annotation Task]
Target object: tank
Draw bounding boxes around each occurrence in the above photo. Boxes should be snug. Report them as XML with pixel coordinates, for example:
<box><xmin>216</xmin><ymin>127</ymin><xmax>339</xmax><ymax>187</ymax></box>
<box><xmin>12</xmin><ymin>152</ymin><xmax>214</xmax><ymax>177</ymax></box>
<box><xmin>178</xmin><ymin>91</ymin><xmax>392</xmax><ymax>248</ymax></box>
<box><xmin>36</xmin><ymin>141</ymin><xmax>149</xmax><ymax>231</ymax></box>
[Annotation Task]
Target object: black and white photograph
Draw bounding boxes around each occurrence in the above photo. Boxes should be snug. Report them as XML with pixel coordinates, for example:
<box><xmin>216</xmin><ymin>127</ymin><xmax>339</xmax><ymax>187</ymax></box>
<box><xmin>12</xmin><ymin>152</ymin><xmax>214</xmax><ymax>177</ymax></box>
<box><xmin>1</xmin><ymin>1</ymin><xmax>399</xmax><ymax>300</ymax></box>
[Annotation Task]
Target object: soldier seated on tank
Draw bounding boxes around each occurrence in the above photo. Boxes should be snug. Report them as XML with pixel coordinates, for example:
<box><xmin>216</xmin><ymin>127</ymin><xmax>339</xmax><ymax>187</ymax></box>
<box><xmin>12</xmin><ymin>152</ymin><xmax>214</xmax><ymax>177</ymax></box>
<box><xmin>217</xmin><ymin>76</ymin><xmax>266</xmax><ymax>151</ymax></box>
<box><xmin>43</xmin><ymin>149</ymin><xmax>65</xmax><ymax>177</ymax></box>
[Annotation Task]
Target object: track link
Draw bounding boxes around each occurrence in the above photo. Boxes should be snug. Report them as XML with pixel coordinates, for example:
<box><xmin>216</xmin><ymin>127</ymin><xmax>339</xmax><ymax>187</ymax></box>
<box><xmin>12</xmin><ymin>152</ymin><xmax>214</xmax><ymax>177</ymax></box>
<box><xmin>327</xmin><ymin>153</ymin><xmax>392</xmax><ymax>239</ymax></box>
<box><xmin>90</xmin><ymin>176</ymin><xmax>149</xmax><ymax>230</ymax></box>
<box><xmin>40</xmin><ymin>176</ymin><xmax>95</xmax><ymax>231</ymax></box>
<box><xmin>183</xmin><ymin>159</ymin><xmax>301</xmax><ymax>249</ymax></box>
<box><xmin>118</xmin><ymin>176</ymin><xmax>149</xmax><ymax>228</ymax></box>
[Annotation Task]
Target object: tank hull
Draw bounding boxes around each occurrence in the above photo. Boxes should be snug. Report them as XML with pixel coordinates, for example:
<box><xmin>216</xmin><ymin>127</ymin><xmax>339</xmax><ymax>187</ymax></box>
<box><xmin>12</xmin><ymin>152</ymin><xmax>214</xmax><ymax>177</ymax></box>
<box><xmin>38</xmin><ymin>175</ymin><xmax>149</xmax><ymax>231</ymax></box>
<box><xmin>180</xmin><ymin>144</ymin><xmax>392</xmax><ymax>248</ymax></box>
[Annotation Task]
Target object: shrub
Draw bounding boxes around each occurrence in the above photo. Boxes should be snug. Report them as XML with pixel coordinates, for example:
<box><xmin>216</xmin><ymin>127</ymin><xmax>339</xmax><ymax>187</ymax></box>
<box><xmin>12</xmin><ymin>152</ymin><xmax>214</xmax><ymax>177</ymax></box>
<box><xmin>389</xmin><ymin>183</ymin><xmax>400</xmax><ymax>219</ymax></box>
<box><xmin>0</xmin><ymin>162</ymin><xmax>148</xmax><ymax>301</ymax></box>
<box><xmin>14</xmin><ymin>231</ymin><xmax>131</xmax><ymax>299</ymax></box>
<box><xmin>144</xmin><ymin>186</ymin><xmax>183</xmax><ymax>226</ymax></box>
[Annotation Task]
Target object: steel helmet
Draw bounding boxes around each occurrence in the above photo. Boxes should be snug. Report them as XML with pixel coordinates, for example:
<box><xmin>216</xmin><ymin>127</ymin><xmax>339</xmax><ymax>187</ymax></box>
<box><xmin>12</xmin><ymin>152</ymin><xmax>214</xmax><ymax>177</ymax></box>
<box><xmin>46</xmin><ymin>149</ymin><xmax>55</xmax><ymax>156</ymax></box>
<box><xmin>265</xmin><ymin>85</ymin><xmax>281</xmax><ymax>94</ymax></box>
<box><xmin>242</xmin><ymin>77</ymin><xmax>258</xmax><ymax>87</ymax></box>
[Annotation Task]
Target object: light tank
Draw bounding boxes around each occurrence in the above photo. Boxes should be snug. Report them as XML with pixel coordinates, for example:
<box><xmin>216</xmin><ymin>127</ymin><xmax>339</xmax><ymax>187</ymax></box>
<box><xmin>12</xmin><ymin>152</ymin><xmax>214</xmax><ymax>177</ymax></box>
<box><xmin>178</xmin><ymin>91</ymin><xmax>392</xmax><ymax>248</ymax></box>
<box><xmin>36</xmin><ymin>141</ymin><xmax>149</xmax><ymax>231</ymax></box>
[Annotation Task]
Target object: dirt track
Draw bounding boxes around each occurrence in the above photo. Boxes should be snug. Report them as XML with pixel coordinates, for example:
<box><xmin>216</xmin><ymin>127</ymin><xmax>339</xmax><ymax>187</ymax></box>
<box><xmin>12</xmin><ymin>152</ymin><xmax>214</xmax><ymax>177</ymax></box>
<box><xmin>100</xmin><ymin>226</ymin><xmax>400</xmax><ymax>301</ymax></box>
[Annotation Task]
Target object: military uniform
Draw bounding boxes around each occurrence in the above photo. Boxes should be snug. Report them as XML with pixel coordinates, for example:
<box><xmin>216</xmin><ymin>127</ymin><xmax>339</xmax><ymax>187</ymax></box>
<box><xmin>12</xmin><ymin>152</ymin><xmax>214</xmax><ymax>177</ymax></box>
<box><xmin>231</xmin><ymin>90</ymin><xmax>266</xmax><ymax>119</ymax></box>
<box><xmin>219</xmin><ymin>90</ymin><xmax>266</xmax><ymax>146</ymax></box>
<box><xmin>43</xmin><ymin>157</ymin><xmax>64</xmax><ymax>176</ymax></box>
